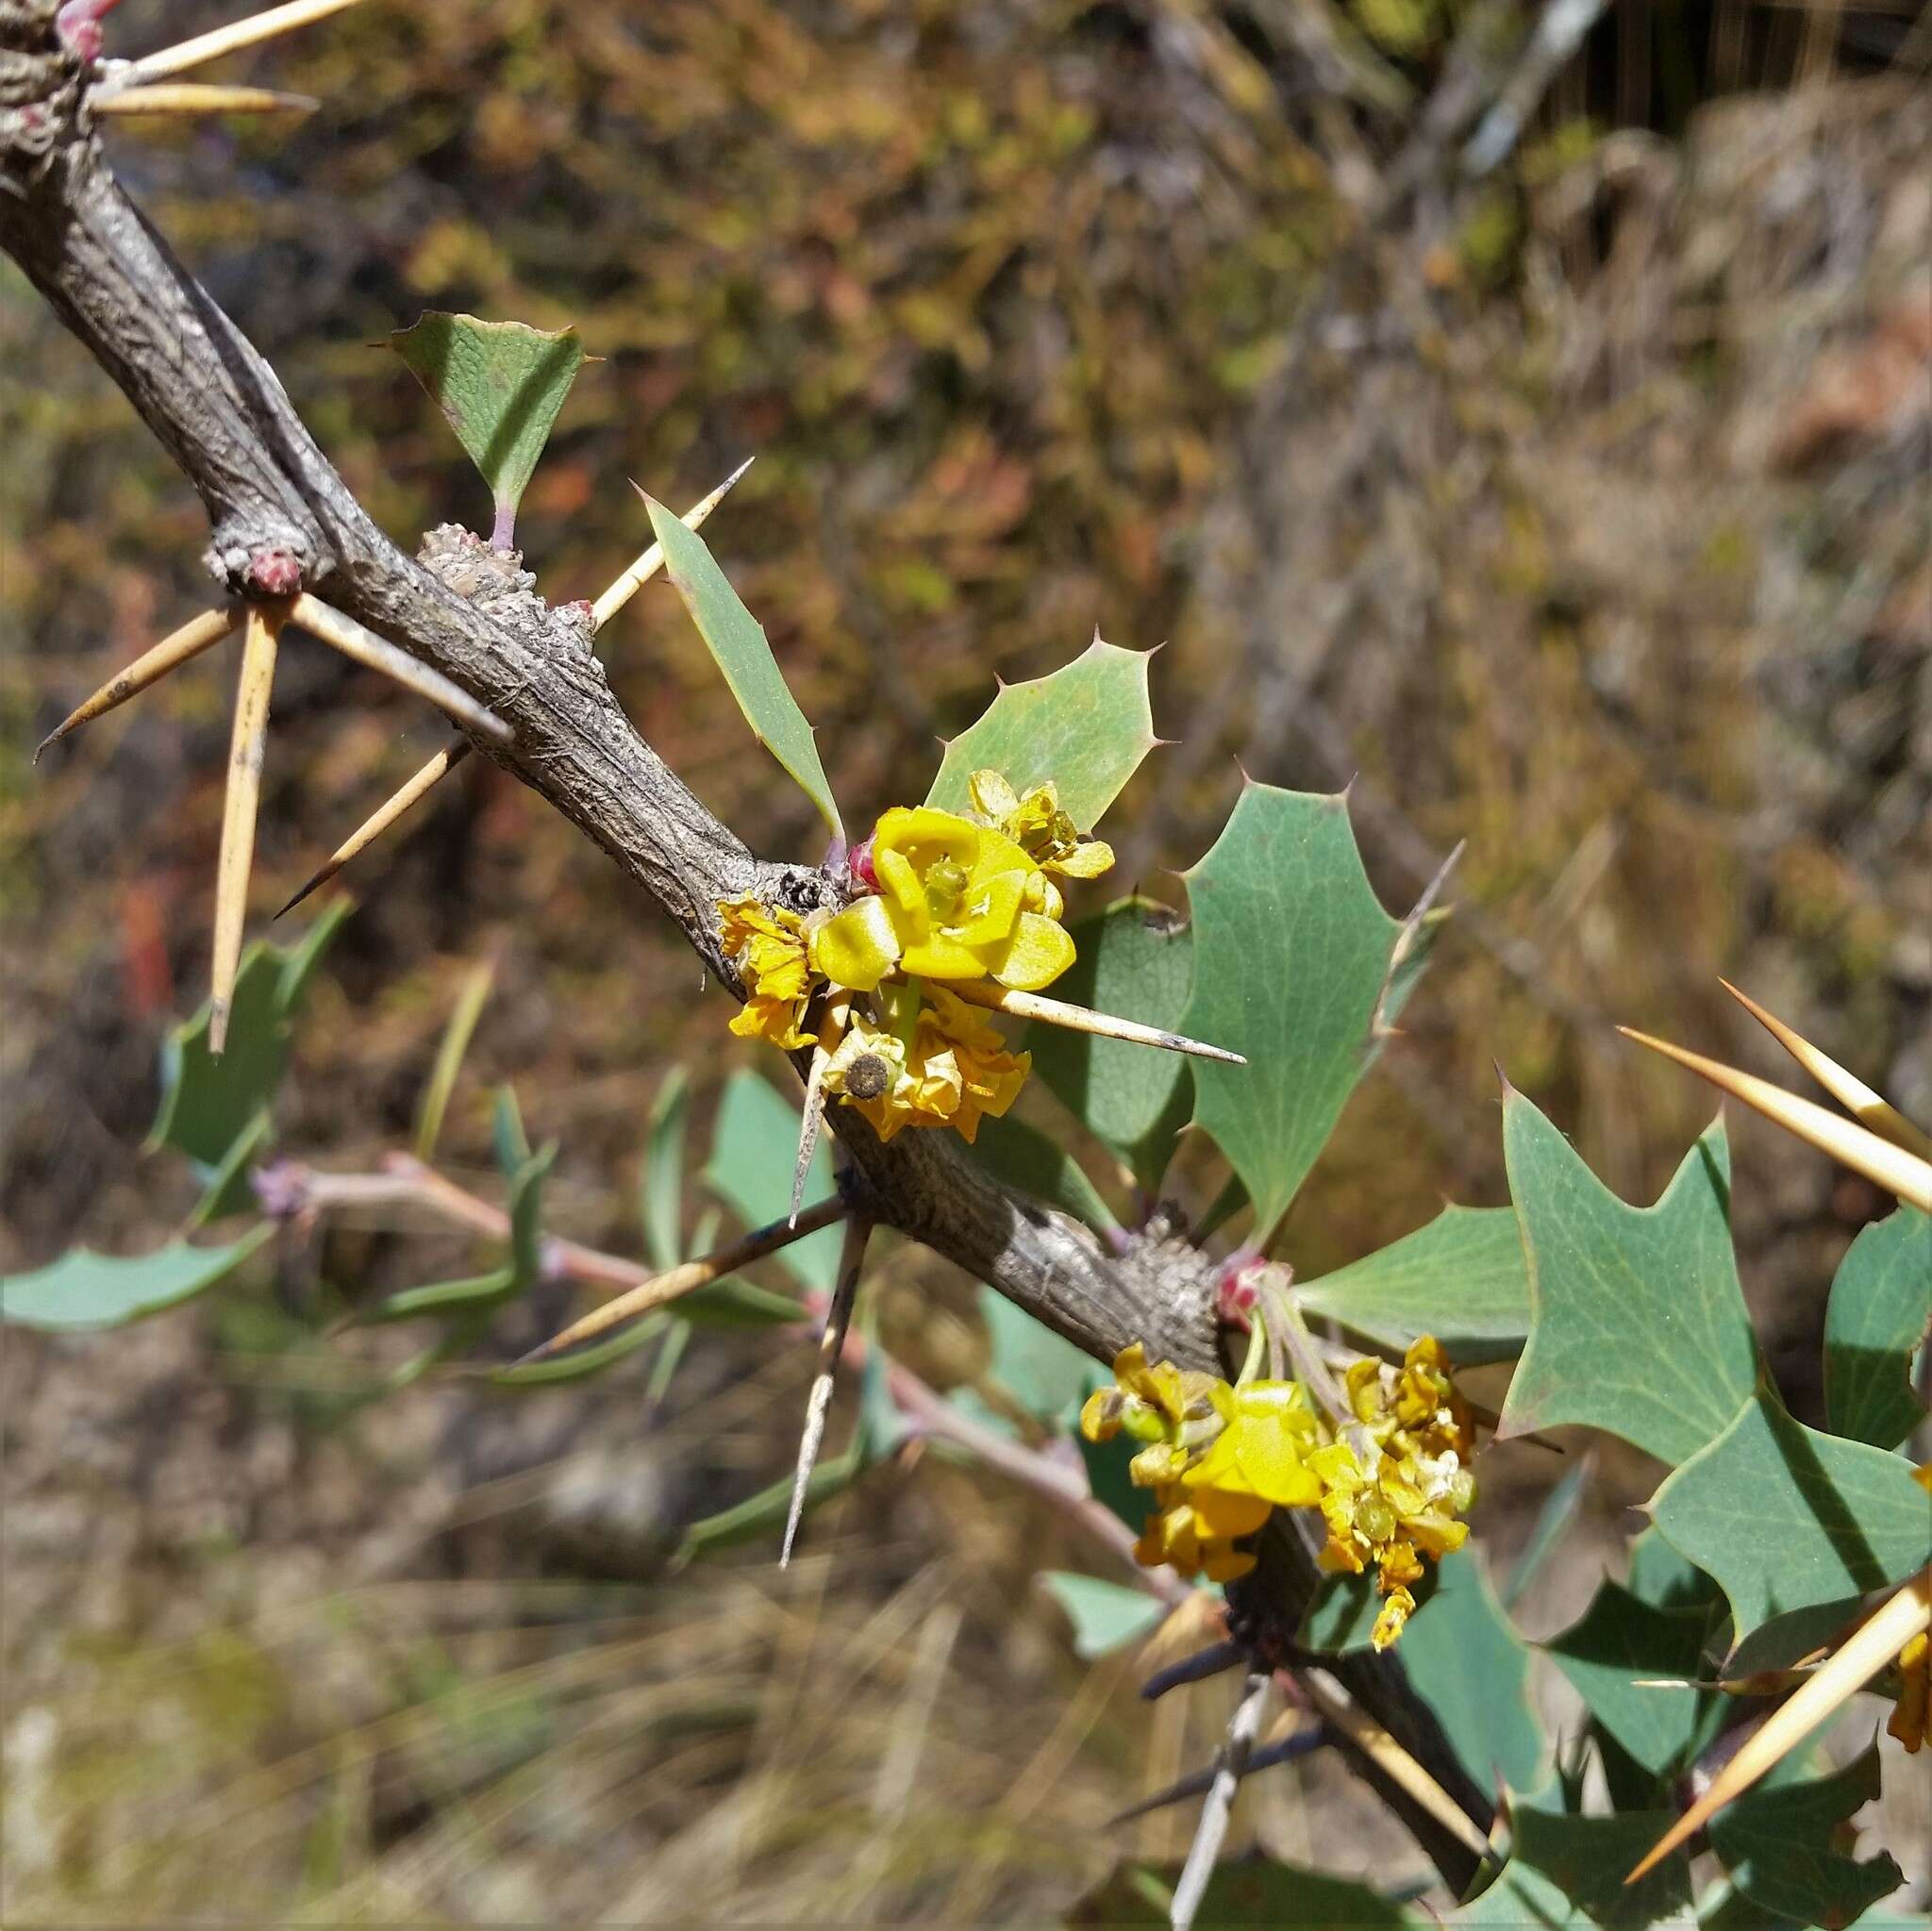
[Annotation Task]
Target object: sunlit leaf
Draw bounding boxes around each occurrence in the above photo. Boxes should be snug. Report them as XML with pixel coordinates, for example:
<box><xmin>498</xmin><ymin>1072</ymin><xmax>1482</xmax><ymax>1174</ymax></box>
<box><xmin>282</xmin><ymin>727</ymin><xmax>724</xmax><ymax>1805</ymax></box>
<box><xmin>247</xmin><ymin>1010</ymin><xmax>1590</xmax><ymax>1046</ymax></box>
<box><xmin>391</xmin><ymin>313</ymin><xmax>586</xmax><ymax>546</ymax></box>
<box><xmin>1</xmin><ymin>1227</ymin><xmax>273</xmax><ymax>1330</ymax></box>
<box><xmin>964</xmin><ymin>1110</ymin><xmax>1117</xmax><ymax>1230</ymax></box>
<box><xmin>1024</xmin><ymin>896</ymin><xmax>1193</xmax><ymax>1195</ymax></box>
<box><xmin>1295</xmin><ymin>1204</ymin><xmax>1530</xmax><ymax>1366</ymax></box>
<box><xmin>646</xmin><ymin>497</ymin><xmax>842</xmax><ymax>839</ymax></box>
<box><xmin>703</xmin><ymin>1070</ymin><xmax>842</xmax><ymax>1293</ymax></box>
<box><xmin>925</xmin><ymin>637</ymin><xmax>1157</xmax><ymax>831</ymax></box>
<box><xmin>1707</xmin><ymin>1745</ymin><xmax>1903</xmax><ymax>1928</ymax></box>
<box><xmin>1181</xmin><ymin>784</ymin><xmax>1408</xmax><ymax>1239</ymax></box>
<box><xmin>1823</xmin><ymin>1207</ymin><xmax>1931</xmax><ymax>1450</ymax></box>
<box><xmin>1649</xmin><ymin>1387</ymin><xmax>1932</xmax><ymax>1660</ymax></box>
<box><xmin>978</xmin><ymin>1284</ymin><xmax>1092</xmax><ymax>1423</ymax></box>
<box><xmin>1497</xmin><ymin>1098</ymin><xmax>1758</xmax><ymax>1465</ymax></box>
<box><xmin>1039</xmin><ymin>1572</ymin><xmax>1165</xmax><ymax>1659</ymax></box>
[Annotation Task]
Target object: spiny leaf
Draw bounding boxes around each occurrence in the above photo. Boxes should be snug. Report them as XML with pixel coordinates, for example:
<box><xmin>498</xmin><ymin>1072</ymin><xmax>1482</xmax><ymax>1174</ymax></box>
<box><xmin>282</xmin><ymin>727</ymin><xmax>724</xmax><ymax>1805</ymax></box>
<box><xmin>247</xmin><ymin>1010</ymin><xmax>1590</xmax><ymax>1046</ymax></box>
<box><xmin>1181</xmin><ymin>784</ymin><xmax>1408</xmax><ymax>1240</ymax></box>
<box><xmin>1497</xmin><ymin>1097</ymin><xmax>1758</xmax><ymax>1465</ymax></box>
<box><xmin>1039</xmin><ymin>1572</ymin><xmax>1166</xmax><ymax>1660</ymax></box>
<box><xmin>413</xmin><ymin>957</ymin><xmax>494</xmax><ymax>1161</ymax></box>
<box><xmin>1823</xmin><ymin>1207</ymin><xmax>1931</xmax><ymax>1450</ymax></box>
<box><xmin>703</xmin><ymin>1070</ymin><xmax>842</xmax><ymax>1292</ymax></box>
<box><xmin>1707</xmin><ymin>1745</ymin><xmax>1903</xmax><ymax>1928</ymax></box>
<box><xmin>1294</xmin><ymin>1204</ymin><xmax>1530</xmax><ymax>1366</ymax></box>
<box><xmin>1071</xmin><ymin>1857</ymin><xmax>1423</xmax><ymax>1928</ymax></box>
<box><xmin>1024</xmin><ymin>896</ymin><xmax>1193</xmax><ymax>1195</ymax></box>
<box><xmin>1542</xmin><ymin>1582</ymin><xmax>1723</xmax><ymax>1781</ymax></box>
<box><xmin>977</xmin><ymin>1285</ymin><xmax>1094</xmax><ymax>1423</ymax></box>
<box><xmin>925</xmin><ymin>636</ymin><xmax>1157</xmax><ymax>831</ymax></box>
<box><xmin>1648</xmin><ymin>1387</ymin><xmax>1932</xmax><ymax>1661</ymax></box>
<box><xmin>641</xmin><ymin>1067</ymin><xmax>691</xmax><ymax>1273</ymax></box>
<box><xmin>964</xmin><ymin>1109</ymin><xmax>1117</xmax><ymax>1231</ymax></box>
<box><xmin>391</xmin><ymin>313</ymin><xmax>585</xmax><ymax>549</ymax></box>
<box><xmin>1</xmin><ymin>1227</ymin><xmax>273</xmax><ymax>1330</ymax></box>
<box><xmin>1453</xmin><ymin>1806</ymin><xmax>1690</xmax><ymax>1927</ymax></box>
<box><xmin>1502</xmin><ymin>1451</ymin><xmax>1594</xmax><ymax>1611</ymax></box>
<box><xmin>645</xmin><ymin>496</ymin><xmax>842</xmax><ymax>840</ymax></box>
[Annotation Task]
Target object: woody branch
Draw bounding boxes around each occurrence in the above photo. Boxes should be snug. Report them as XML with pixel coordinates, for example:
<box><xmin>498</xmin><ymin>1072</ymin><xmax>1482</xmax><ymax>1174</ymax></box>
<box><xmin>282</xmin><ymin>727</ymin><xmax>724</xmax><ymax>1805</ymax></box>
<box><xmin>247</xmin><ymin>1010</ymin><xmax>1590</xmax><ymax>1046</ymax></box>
<box><xmin>0</xmin><ymin>0</ymin><xmax>1487</xmax><ymax>1884</ymax></box>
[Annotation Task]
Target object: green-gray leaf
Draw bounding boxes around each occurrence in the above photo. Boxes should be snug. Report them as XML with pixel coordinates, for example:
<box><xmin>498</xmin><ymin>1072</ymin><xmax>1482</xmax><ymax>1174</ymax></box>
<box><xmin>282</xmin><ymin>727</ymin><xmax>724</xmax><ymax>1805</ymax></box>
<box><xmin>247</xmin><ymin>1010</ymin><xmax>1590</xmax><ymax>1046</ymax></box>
<box><xmin>1295</xmin><ymin>1205</ymin><xmax>1530</xmax><ymax>1367</ymax></box>
<box><xmin>1039</xmin><ymin>1573</ymin><xmax>1165</xmax><ymax>1659</ymax></box>
<box><xmin>963</xmin><ymin>1110</ymin><xmax>1116</xmax><ymax>1230</ymax></box>
<box><xmin>1181</xmin><ymin>784</ymin><xmax>1408</xmax><ymax>1240</ymax></box>
<box><xmin>703</xmin><ymin>1069</ymin><xmax>842</xmax><ymax>1293</ymax></box>
<box><xmin>1543</xmin><ymin>1582</ymin><xmax>1721</xmax><ymax>1781</ymax></box>
<box><xmin>925</xmin><ymin>637</ymin><xmax>1157</xmax><ymax>831</ymax></box>
<box><xmin>646</xmin><ymin>497</ymin><xmax>841</xmax><ymax>839</ymax></box>
<box><xmin>1707</xmin><ymin>1746</ymin><xmax>1902</xmax><ymax>1928</ymax></box>
<box><xmin>1454</xmin><ymin>1807</ymin><xmax>1690</xmax><ymax>1927</ymax></box>
<box><xmin>641</xmin><ymin>1067</ymin><xmax>691</xmax><ymax>1273</ymax></box>
<box><xmin>1025</xmin><ymin>897</ymin><xmax>1193</xmax><ymax>1195</ymax></box>
<box><xmin>978</xmin><ymin>1285</ymin><xmax>1094</xmax><ymax>1423</ymax></box>
<box><xmin>1072</xmin><ymin>1858</ymin><xmax>1423</xmax><ymax>1928</ymax></box>
<box><xmin>1</xmin><ymin>1227</ymin><xmax>273</xmax><ymax>1330</ymax></box>
<box><xmin>391</xmin><ymin>313</ymin><xmax>585</xmax><ymax>547</ymax></box>
<box><xmin>1824</xmin><ymin>1207</ymin><xmax>1931</xmax><ymax>1450</ymax></box>
<box><xmin>1650</xmin><ymin>1386</ymin><xmax>1932</xmax><ymax>1658</ymax></box>
<box><xmin>1497</xmin><ymin>1098</ymin><xmax>1758</xmax><ymax>1465</ymax></box>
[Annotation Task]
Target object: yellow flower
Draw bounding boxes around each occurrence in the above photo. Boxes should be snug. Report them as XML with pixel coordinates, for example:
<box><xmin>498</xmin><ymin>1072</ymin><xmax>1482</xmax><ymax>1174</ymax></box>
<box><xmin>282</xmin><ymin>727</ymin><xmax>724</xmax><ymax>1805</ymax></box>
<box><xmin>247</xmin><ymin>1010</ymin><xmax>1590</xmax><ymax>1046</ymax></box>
<box><xmin>1890</xmin><ymin>1631</ymin><xmax>1927</xmax><ymax>1755</ymax></box>
<box><xmin>968</xmin><ymin>770</ymin><xmax>1116</xmax><ymax>880</ymax></box>
<box><xmin>820</xmin><ymin>990</ymin><xmax>1029</xmax><ymax>1144</ymax></box>
<box><xmin>717</xmin><ymin>894</ymin><xmax>816</xmax><ymax>1050</ymax></box>
<box><xmin>808</xmin><ymin>806</ymin><xmax>1074</xmax><ymax>993</ymax></box>
<box><xmin>1373</xmin><ymin>1586</ymin><xmax>1418</xmax><ymax>1650</ymax></box>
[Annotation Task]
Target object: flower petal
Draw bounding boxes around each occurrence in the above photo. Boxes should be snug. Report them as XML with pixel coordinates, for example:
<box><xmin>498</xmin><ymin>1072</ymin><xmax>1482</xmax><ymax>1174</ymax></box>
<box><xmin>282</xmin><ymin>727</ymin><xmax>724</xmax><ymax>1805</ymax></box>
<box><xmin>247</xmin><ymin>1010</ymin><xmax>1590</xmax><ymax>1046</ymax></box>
<box><xmin>985</xmin><ymin>910</ymin><xmax>1075</xmax><ymax>990</ymax></box>
<box><xmin>808</xmin><ymin>895</ymin><xmax>901</xmax><ymax>991</ymax></box>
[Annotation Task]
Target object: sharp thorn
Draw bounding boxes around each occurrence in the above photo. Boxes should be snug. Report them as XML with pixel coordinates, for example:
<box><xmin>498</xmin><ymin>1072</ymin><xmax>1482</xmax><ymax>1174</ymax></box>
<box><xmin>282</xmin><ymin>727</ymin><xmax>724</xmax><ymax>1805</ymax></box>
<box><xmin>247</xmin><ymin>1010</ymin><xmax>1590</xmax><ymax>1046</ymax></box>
<box><xmin>92</xmin><ymin>82</ymin><xmax>319</xmax><ymax>115</ymax></box>
<box><xmin>121</xmin><ymin>0</ymin><xmax>367</xmax><ymax>85</ymax></box>
<box><xmin>779</xmin><ymin>1215</ymin><xmax>871</xmax><ymax>1567</ymax></box>
<box><xmin>289</xmin><ymin>594</ymin><xmax>510</xmax><ymax>743</ymax></box>
<box><xmin>34</xmin><ymin>605</ymin><xmax>237</xmax><ymax>758</ymax></box>
<box><xmin>946</xmin><ymin>979</ymin><xmax>1245</xmax><ymax>1064</ymax></box>
<box><xmin>208</xmin><ymin>607</ymin><xmax>281</xmax><ymax>1059</ymax></box>
<box><xmin>592</xmin><ymin>460</ymin><xmax>755</xmax><ymax>631</ymax></box>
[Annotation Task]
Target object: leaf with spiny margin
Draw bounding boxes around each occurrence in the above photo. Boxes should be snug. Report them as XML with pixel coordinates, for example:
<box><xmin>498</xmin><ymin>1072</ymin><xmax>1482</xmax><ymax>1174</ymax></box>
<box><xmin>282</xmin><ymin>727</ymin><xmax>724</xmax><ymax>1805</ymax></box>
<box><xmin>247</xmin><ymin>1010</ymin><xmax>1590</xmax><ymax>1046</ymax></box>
<box><xmin>1398</xmin><ymin>1548</ymin><xmax>1545</xmax><ymax>1795</ymax></box>
<box><xmin>1543</xmin><ymin>1582</ymin><xmax>1723</xmax><ymax>1781</ymax></box>
<box><xmin>702</xmin><ymin>1069</ymin><xmax>841</xmax><ymax>1294</ymax></box>
<box><xmin>1503</xmin><ymin>1453</ymin><xmax>1594</xmax><ymax>1610</ymax></box>
<box><xmin>1181</xmin><ymin>785</ymin><xmax>1407</xmax><ymax>1240</ymax></box>
<box><xmin>978</xmin><ymin>1285</ymin><xmax>1093</xmax><ymax>1423</ymax></box>
<box><xmin>1707</xmin><ymin>1745</ymin><xmax>1903</xmax><ymax>1928</ymax></box>
<box><xmin>646</xmin><ymin>497</ymin><xmax>842</xmax><ymax>840</ymax></box>
<box><xmin>150</xmin><ymin>903</ymin><xmax>350</xmax><ymax>1210</ymax></box>
<box><xmin>964</xmin><ymin>1110</ymin><xmax>1117</xmax><ymax>1231</ymax></box>
<box><xmin>1295</xmin><ymin>1204</ymin><xmax>1531</xmax><ymax>1366</ymax></box>
<box><xmin>391</xmin><ymin>314</ymin><xmax>585</xmax><ymax>546</ymax></box>
<box><xmin>1071</xmin><ymin>1859</ymin><xmax>1424</xmax><ymax>1928</ymax></box>
<box><xmin>641</xmin><ymin>1066</ymin><xmax>690</xmax><ymax>1273</ymax></box>
<box><xmin>1040</xmin><ymin>1573</ymin><xmax>1166</xmax><ymax>1660</ymax></box>
<box><xmin>1824</xmin><ymin>1207</ymin><xmax>1931</xmax><ymax>1449</ymax></box>
<box><xmin>1</xmin><ymin>1227</ymin><xmax>273</xmax><ymax>1330</ymax></box>
<box><xmin>1453</xmin><ymin>1807</ymin><xmax>1690</xmax><ymax>1927</ymax></box>
<box><xmin>1625</xmin><ymin>1525</ymin><xmax>1723</xmax><ymax>1615</ymax></box>
<box><xmin>1648</xmin><ymin>1387</ymin><xmax>1932</xmax><ymax>1663</ymax></box>
<box><xmin>924</xmin><ymin>637</ymin><xmax>1157</xmax><ymax>832</ymax></box>
<box><xmin>1025</xmin><ymin>896</ymin><xmax>1193</xmax><ymax>1195</ymax></box>
<box><xmin>1497</xmin><ymin>1098</ymin><xmax>1758</xmax><ymax>1465</ymax></box>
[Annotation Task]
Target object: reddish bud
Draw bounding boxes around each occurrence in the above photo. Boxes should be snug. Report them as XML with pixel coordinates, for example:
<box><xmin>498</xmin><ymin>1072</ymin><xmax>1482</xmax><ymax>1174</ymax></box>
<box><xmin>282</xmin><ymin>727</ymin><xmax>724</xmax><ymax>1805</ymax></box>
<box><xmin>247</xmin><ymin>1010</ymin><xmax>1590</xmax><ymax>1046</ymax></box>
<box><xmin>847</xmin><ymin>835</ymin><xmax>878</xmax><ymax>891</ymax></box>
<box><xmin>246</xmin><ymin>547</ymin><xmax>302</xmax><ymax>596</ymax></box>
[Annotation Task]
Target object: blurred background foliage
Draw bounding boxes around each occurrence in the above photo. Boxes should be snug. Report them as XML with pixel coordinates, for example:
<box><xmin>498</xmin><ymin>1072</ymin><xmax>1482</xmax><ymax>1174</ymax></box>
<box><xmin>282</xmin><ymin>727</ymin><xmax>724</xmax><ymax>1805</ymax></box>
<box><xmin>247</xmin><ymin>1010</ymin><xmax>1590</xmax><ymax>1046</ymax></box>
<box><xmin>2</xmin><ymin>0</ymin><xmax>1927</xmax><ymax>1920</ymax></box>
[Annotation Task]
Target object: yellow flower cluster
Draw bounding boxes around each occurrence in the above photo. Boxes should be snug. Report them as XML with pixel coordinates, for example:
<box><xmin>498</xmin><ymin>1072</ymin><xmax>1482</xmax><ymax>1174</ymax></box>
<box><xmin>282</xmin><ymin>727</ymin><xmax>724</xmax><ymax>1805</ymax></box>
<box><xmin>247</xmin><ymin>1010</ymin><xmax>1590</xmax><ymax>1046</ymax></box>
<box><xmin>715</xmin><ymin>774</ymin><xmax>1112</xmax><ymax>1141</ymax></box>
<box><xmin>1081</xmin><ymin>1336</ymin><xmax>1476</xmax><ymax>1648</ymax></box>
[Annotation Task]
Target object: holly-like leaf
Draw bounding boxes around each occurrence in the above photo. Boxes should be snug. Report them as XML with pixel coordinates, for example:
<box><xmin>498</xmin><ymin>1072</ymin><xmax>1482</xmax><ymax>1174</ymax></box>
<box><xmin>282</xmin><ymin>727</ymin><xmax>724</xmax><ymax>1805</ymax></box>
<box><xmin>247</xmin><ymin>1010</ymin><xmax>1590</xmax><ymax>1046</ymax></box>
<box><xmin>978</xmin><ymin>1285</ymin><xmax>1093</xmax><ymax>1423</ymax></box>
<box><xmin>1625</xmin><ymin>1526</ymin><xmax>1723</xmax><ymax>1615</ymax></box>
<box><xmin>925</xmin><ymin>637</ymin><xmax>1157</xmax><ymax>832</ymax></box>
<box><xmin>1181</xmin><ymin>784</ymin><xmax>1409</xmax><ymax>1240</ymax></box>
<box><xmin>1039</xmin><ymin>1572</ymin><xmax>1165</xmax><ymax>1659</ymax></box>
<box><xmin>1070</xmin><ymin>1859</ymin><xmax>1423</xmax><ymax>1927</ymax></box>
<box><xmin>1399</xmin><ymin>1548</ymin><xmax>1545</xmax><ymax>1795</ymax></box>
<box><xmin>1455</xmin><ymin>1807</ymin><xmax>1690</xmax><ymax>1927</ymax></box>
<box><xmin>1543</xmin><ymin>1582</ymin><xmax>1722</xmax><ymax>1781</ymax></box>
<box><xmin>1824</xmin><ymin>1207</ymin><xmax>1931</xmax><ymax>1449</ymax></box>
<box><xmin>1650</xmin><ymin>1387</ymin><xmax>1932</xmax><ymax>1661</ymax></box>
<box><xmin>702</xmin><ymin>1070</ymin><xmax>842</xmax><ymax>1294</ymax></box>
<box><xmin>1707</xmin><ymin>1745</ymin><xmax>1903</xmax><ymax>1928</ymax></box>
<box><xmin>1024</xmin><ymin>897</ymin><xmax>1193</xmax><ymax>1195</ymax></box>
<box><xmin>391</xmin><ymin>313</ymin><xmax>585</xmax><ymax>549</ymax></box>
<box><xmin>645</xmin><ymin>497</ymin><xmax>842</xmax><ymax>840</ymax></box>
<box><xmin>964</xmin><ymin>1110</ymin><xmax>1117</xmax><ymax>1230</ymax></box>
<box><xmin>1</xmin><ymin>1227</ymin><xmax>273</xmax><ymax>1330</ymax></box>
<box><xmin>1294</xmin><ymin>1205</ymin><xmax>1530</xmax><ymax>1366</ymax></box>
<box><xmin>150</xmin><ymin>903</ymin><xmax>349</xmax><ymax>1178</ymax></box>
<box><xmin>1497</xmin><ymin>1097</ymin><xmax>1758</xmax><ymax>1465</ymax></box>
<box><xmin>641</xmin><ymin>1066</ymin><xmax>691</xmax><ymax>1273</ymax></box>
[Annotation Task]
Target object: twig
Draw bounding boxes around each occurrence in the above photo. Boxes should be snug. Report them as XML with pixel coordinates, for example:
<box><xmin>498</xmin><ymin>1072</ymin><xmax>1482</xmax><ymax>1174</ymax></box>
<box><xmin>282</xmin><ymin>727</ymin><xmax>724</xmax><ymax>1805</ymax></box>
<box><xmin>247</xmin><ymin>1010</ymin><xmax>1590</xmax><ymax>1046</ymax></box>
<box><xmin>290</xmin><ymin>594</ymin><xmax>509</xmax><ymax>743</ymax></box>
<box><xmin>118</xmin><ymin>0</ymin><xmax>367</xmax><ymax>86</ymax></box>
<box><xmin>1141</xmin><ymin>1640</ymin><xmax>1248</xmax><ymax>1702</ymax></box>
<box><xmin>275</xmin><ymin>740</ymin><xmax>471</xmax><ymax>916</ymax></box>
<box><xmin>1108</xmin><ymin>1713</ymin><xmax>1329</xmax><ymax>1826</ymax></box>
<box><xmin>780</xmin><ymin>1212</ymin><xmax>872</xmax><ymax>1566</ymax></box>
<box><xmin>1171</xmin><ymin>1672</ymin><xmax>1272</xmax><ymax>1931</ymax></box>
<box><xmin>209</xmin><ymin>604</ymin><xmax>279</xmax><ymax>1054</ymax></box>
<box><xmin>35</xmin><ymin>605</ymin><xmax>236</xmax><ymax>758</ymax></box>
<box><xmin>791</xmin><ymin>995</ymin><xmax>849</xmax><ymax>1224</ymax></box>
